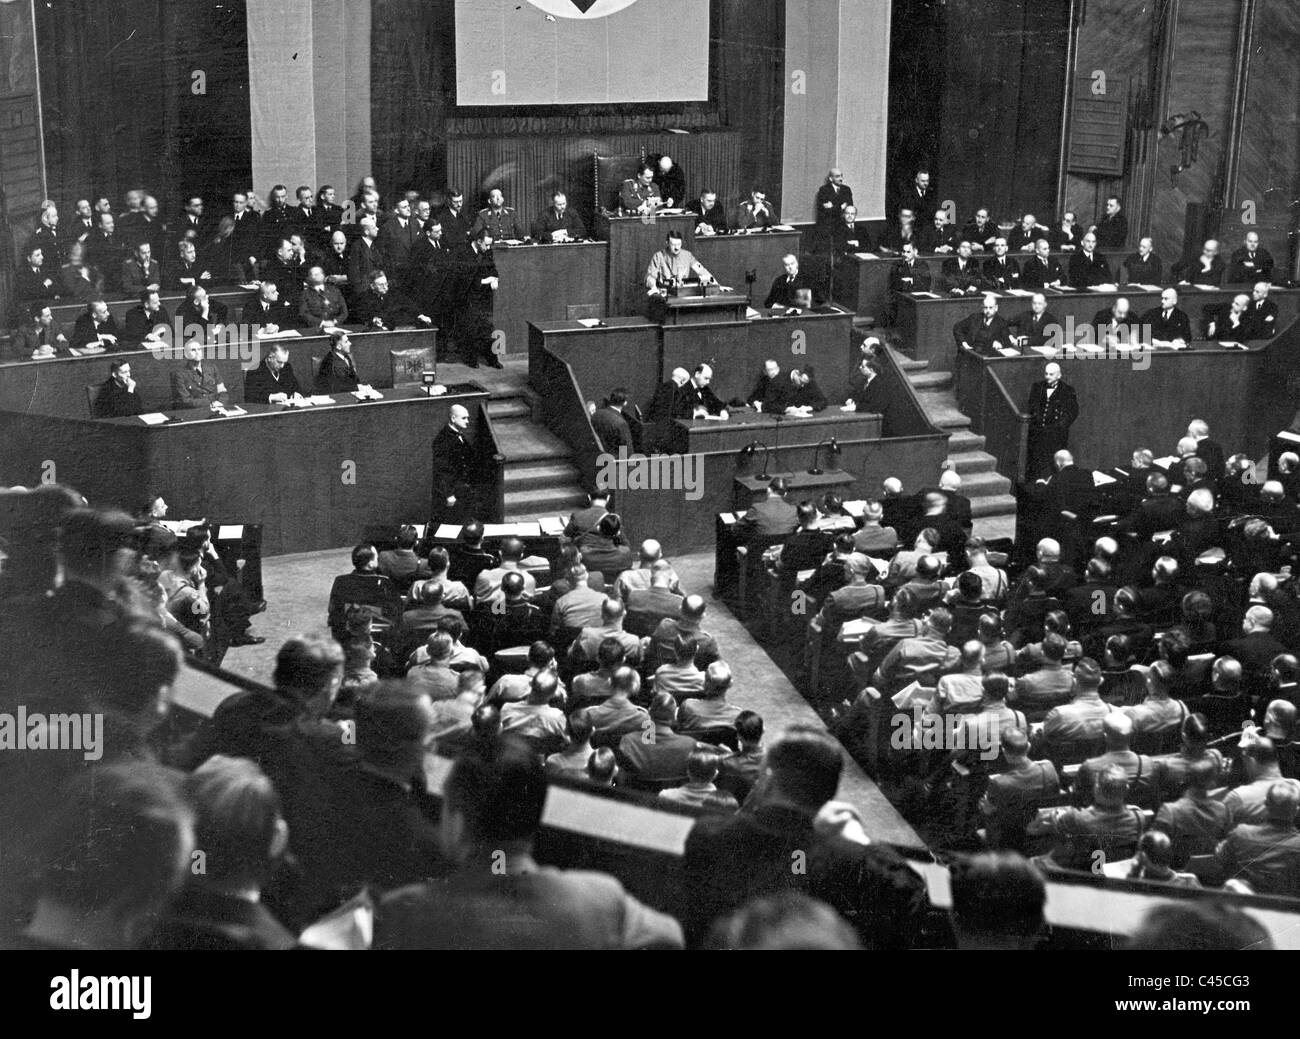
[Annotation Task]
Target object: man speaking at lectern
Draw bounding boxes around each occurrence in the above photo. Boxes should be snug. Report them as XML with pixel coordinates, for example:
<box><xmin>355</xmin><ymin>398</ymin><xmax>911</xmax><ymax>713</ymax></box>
<box><xmin>645</xmin><ymin>231</ymin><xmax>715</xmax><ymax>297</ymax></box>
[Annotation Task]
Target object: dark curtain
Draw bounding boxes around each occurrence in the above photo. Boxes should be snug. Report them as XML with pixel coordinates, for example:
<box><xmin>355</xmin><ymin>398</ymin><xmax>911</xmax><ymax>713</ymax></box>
<box><xmin>888</xmin><ymin>0</ymin><xmax>946</xmax><ymax>217</ymax></box>
<box><xmin>36</xmin><ymin>0</ymin><xmax>251</xmax><ymax>212</ymax></box>
<box><xmin>370</xmin><ymin>0</ymin><xmax>784</xmax><ymax>208</ymax></box>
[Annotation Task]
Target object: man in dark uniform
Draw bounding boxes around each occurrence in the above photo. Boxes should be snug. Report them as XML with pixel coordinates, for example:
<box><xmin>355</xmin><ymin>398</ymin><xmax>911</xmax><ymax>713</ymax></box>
<box><xmin>653</xmin><ymin>155</ymin><xmax>686</xmax><ymax>209</ymax></box>
<box><xmin>431</xmin><ymin>404</ymin><xmax>478</xmax><ymax>522</ymax></box>
<box><xmin>747</xmin><ymin>359</ymin><xmax>790</xmax><ymax>414</ymax></box>
<box><xmin>93</xmin><ymin>359</ymin><xmax>144</xmax><ymax>418</ymax></box>
<box><xmin>1092</xmin><ymin>196</ymin><xmax>1128</xmax><ymax>249</ymax></box>
<box><xmin>170</xmin><ymin>341</ymin><xmax>227</xmax><ymax>409</ymax></box>
<box><xmin>472</xmin><ymin>188</ymin><xmax>524</xmax><ymax>241</ymax></box>
<box><xmin>1025</xmin><ymin>363</ymin><xmax>1079</xmax><ymax>481</ymax></box>
<box><xmin>591</xmin><ymin>392</ymin><xmax>634</xmax><ymax>454</ymax></box>
<box><xmin>244</xmin><ymin>343</ymin><xmax>302</xmax><ymax>404</ymax></box>
<box><xmin>1067</xmin><ymin>233</ymin><xmax>1113</xmax><ymax>287</ymax></box>
<box><xmin>315</xmin><ymin>332</ymin><xmax>360</xmax><ymax>394</ymax></box>
<box><xmin>434</xmin><ymin>189</ymin><xmax>475</xmax><ymax>248</ymax></box>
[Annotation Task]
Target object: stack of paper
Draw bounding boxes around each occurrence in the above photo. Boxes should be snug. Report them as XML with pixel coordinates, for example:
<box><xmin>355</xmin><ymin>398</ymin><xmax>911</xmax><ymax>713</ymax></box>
<box><xmin>773</xmin><ymin>224</ymin><xmax>795</xmax><ymax>231</ymax></box>
<box><xmin>718</xmin><ymin>512</ymin><xmax>738</xmax><ymax>525</ymax></box>
<box><xmin>216</xmin><ymin>525</ymin><xmax>245</xmax><ymax>540</ymax></box>
<box><xmin>1193</xmin><ymin>284</ymin><xmax>1219</xmax><ymax>292</ymax></box>
<box><xmin>434</xmin><ymin>524</ymin><xmax>462</xmax><ymax>539</ymax></box>
<box><xmin>539</xmin><ymin>516</ymin><xmax>566</xmax><ymax>536</ymax></box>
<box><xmin>842</xmin><ymin>500</ymin><xmax>866</xmax><ymax>518</ymax></box>
<box><xmin>138</xmin><ymin>413</ymin><xmax>170</xmax><ymax>425</ymax></box>
<box><xmin>576</xmin><ymin>318</ymin><xmax>602</xmax><ymax>328</ymax></box>
<box><xmin>852</xmin><ymin>252</ymin><xmax>878</xmax><ymax>260</ymax></box>
<box><xmin>1092</xmin><ymin>471</ymin><xmax>1117</xmax><ymax>488</ymax></box>
<box><xmin>307</xmin><ymin>395</ymin><xmax>336</xmax><ymax>406</ymax></box>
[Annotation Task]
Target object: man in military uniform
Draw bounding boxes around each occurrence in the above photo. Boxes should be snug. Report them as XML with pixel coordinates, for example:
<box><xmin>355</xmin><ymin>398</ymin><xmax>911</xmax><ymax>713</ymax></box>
<box><xmin>170</xmin><ymin>340</ymin><xmax>227</xmax><ymax>409</ymax></box>
<box><xmin>644</xmin><ymin>231</ymin><xmax>714</xmax><ymax>296</ymax></box>
<box><xmin>619</xmin><ymin>164</ymin><xmax>662</xmax><ymax>216</ymax></box>
<box><xmin>472</xmin><ymin>188</ymin><xmax>524</xmax><ymax>241</ymax></box>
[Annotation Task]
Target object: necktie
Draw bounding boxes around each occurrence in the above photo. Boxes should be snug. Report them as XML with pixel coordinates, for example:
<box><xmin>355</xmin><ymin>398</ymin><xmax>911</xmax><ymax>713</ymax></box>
<box><xmin>1164</xmin><ymin>310</ymin><xmax>1171</xmax><ymax>321</ymax></box>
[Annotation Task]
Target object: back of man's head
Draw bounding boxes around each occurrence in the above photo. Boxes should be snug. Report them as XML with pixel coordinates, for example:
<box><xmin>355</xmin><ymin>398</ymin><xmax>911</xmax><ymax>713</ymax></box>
<box><xmin>596</xmin><ymin>636</ymin><xmax>627</xmax><ymax>671</ymax></box>
<box><xmin>1001</xmin><ymin>727</ymin><xmax>1030</xmax><ymax>760</ymax></box>
<box><xmin>703</xmin><ymin>660</ymin><xmax>732</xmax><ymax>698</ymax></box>
<box><xmin>499</xmin><ymin>537</ymin><xmax>524</xmax><ymax>562</ymax></box>
<box><xmin>444</xmin><ymin>736</ymin><xmax>546</xmax><ymax>849</ymax></box>
<box><xmin>568</xmin><ymin>708</ymin><xmax>594</xmax><ymax>745</ymax></box>
<box><xmin>1095</xmin><ymin>764</ymin><xmax>1130</xmax><ymax>808</ymax></box>
<box><xmin>610</xmin><ymin>665</ymin><xmax>640</xmax><ymax>700</ymax></box>
<box><xmin>600</xmin><ymin>597</ymin><xmax>625</xmax><ymax>625</ymax></box>
<box><xmin>273</xmin><ymin>634</ymin><xmax>344</xmax><ymax>703</ymax></box>
<box><xmin>681</xmin><ymin>594</ymin><xmax>707</xmax><ymax>622</ymax></box>
<box><xmin>765</xmin><ymin>726</ymin><xmax>842</xmax><ymax>810</ymax></box>
<box><xmin>949</xmin><ymin>852</ymin><xmax>1045</xmax><ymax>949</ymax></box>
<box><xmin>1264</xmin><ymin>782</ymin><xmax>1300</xmax><ymax>826</ymax></box>
<box><xmin>735</xmin><ymin>709</ymin><xmax>764</xmax><ymax>746</ymax></box>
<box><xmin>1102</xmin><ymin>711</ymin><xmax>1133</xmax><ymax>749</ymax></box>
<box><xmin>182</xmin><ymin>755</ymin><xmax>283</xmax><ymax>887</ymax></box>
<box><xmin>1186</xmin><ymin>756</ymin><xmax>1218</xmax><ymax>794</ymax></box>
<box><xmin>686</xmin><ymin>749</ymin><xmax>721</xmax><ymax>784</ymax></box>
<box><xmin>529</xmin><ymin>669</ymin><xmax>559</xmax><ymax>706</ymax></box>
<box><xmin>649</xmin><ymin>692</ymin><xmax>677</xmax><ymax>724</ymax></box>
<box><xmin>355</xmin><ymin>682</ymin><xmax>434</xmax><ymax>769</ymax></box>
<box><xmin>1041</xmin><ymin>632</ymin><xmax>1067</xmax><ymax>663</ymax></box>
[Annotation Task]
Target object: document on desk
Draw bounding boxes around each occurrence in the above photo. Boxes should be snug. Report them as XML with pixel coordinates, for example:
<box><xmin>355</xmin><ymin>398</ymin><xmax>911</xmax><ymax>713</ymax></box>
<box><xmin>911</xmin><ymin>291</ymin><xmax>942</xmax><ymax>299</ymax></box>
<box><xmin>852</xmin><ymin>252</ymin><xmax>878</xmax><ymax>260</ymax></box>
<box><xmin>1091</xmin><ymin>472</ymin><xmax>1117</xmax><ymax>488</ymax></box>
<box><xmin>745</xmin><ymin>307</ymin><xmax>762</xmax><ymax>320</ymax></box>
<box><xmin>773</xmin><ymin>224</ymin><xmax>795</xmax><ymax>231</ymax></box>
<box><xmin>842</xmin><ymin>500</ymin><xmax>866</xmax><ymax>518</ymax></box>
<box><xmin>217</xmin><ymin>525</ymin><xmax>245</xmax><ymax>540</ymax></box>
<box><xmin>1128</xmin><ymin>284</ymin><xmax>1162</xmax><ymax>292</ymax></box>
<box><xmin>1193</xmin><ymin>284</ymin><xmax>1219</xmax><ymax>292</ymax></box>
<box><xmin>307</xmin><ymin>395</ymin><xmax>336</xmax><ymax>406</ymax></box>
<box><xmin>434</xmin><ymin>524</ymin><xmax>462</xmax><ymax>540</ymax></box>
<box><xmin>576</xmin><ymin>318</ymin><xmax>602</xmax><ymax>328</ymax></box>
<box><xmin>1006</xmin><ymin>288</ymin><xmax>1035</xmax><ymax>297</ymax></box>
<box><xmin>719</xmin><ymin>512</ymin><xmax>738</xmax><ymax>525</ymax></box>
<box><xmin>257</xmin><ymin>329</ymin><xmax>301</xmax><ymax>339</ymax></box>
<box><xmin>138</xmin><ymin>413</ymin><xmax>170</xmax><ymax>425</ymax></box>
<box><xmin>1089</xmin><ymin>284</ymin><xmax>1119</xmax><ymax>292</ymax></box>
<box><xmin>539</xmin><ymin>516</ymin><xmax>566</xmax><ymax>536</ymax></box>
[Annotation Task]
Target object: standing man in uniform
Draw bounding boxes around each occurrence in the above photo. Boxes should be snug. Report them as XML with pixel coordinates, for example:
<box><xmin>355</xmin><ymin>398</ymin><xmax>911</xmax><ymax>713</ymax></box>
<box><xmin>432</xmin><ymin>404</ymin><xmax>479</xmax><ymax>523</ymax></box>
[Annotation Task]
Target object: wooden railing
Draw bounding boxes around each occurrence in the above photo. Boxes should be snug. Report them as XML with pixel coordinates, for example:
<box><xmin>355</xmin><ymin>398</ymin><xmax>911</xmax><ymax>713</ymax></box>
<box><xmin>954</xmin><ymin>348</ymin><xmax>1029</xmax><ymax>482</ymax></box>
<box><xmin>533</xmin><ymin>343</ymin><xmax>604</xmax><ymax>492</ymax></box>
<box><xmin>474</xmin><ymin>401</ymin><xmax>507</xmax><ymax>523</ymax></box>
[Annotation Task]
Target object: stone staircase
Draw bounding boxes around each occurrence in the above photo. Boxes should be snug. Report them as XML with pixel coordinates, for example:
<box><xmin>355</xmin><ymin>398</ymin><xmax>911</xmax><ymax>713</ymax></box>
<box><xmin>891</xmin><ymin>348</ymin><xmax>1018</xmax><ymax>524</ymax></box>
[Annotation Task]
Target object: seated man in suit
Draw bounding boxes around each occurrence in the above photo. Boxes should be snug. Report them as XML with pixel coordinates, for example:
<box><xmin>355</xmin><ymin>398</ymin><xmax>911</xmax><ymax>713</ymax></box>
<box><xmin>315</xmin><ymin>331</ymin><xmax>360</xmax><ymax>394</ymax></box>
<box><xmin>1245</xmin><ymin>280</ymin><xmax>1280</xmax><ymax>339</ymax></box>
<box><xmin>784</xmin><ymin>367</ymin><xmax>828</xmax><ymax>414</ymax></box>
<box><xmin>1007</xmin><ymin>213</ymin><xmax>1043</xmax><ymax>253</ymax></box>
<box><xmin>686</xmin><ymin>189</ymin><xmax>729</xmax><ymax>237</ymax></box>
<box><xmin>738</xmin><ymin>477</ymin><xmax>798</xmax><ymax>539</ymax></box>
<box><xmin>244</xmin><ymin>342</ymin><xmax>302</xmax><ymax>404</ymax></box>
<box><xmin>941</xmin><ymin>240</ymin><xmax>985</xmax><ymax>295</ymax></box>
<box><xmin>1086</xmin><ymin>296</ymin><xmax>1138</xmax><ymax>348</ymax></box>
<box><xmin>18</xmin><ymin>303</ymin><xmax>70</xmax><ymax>359</ymax></box>
<box><xmin>734</xmin><ymin>187</ymin><xmax>775</xmax><ymax>231</ymax></box>
<box><xmin>982</xmin><ymin>237</ymin><xmax>1022</xmax><ymax>291</ymax></box>
<box><xmin>1092</xmin><ymin>195</ymin><xmax>1128</xmax><ymax>249</ymax></box>
<box><xmin>878</xmin><ymin>207</ymin><xmax>920</xmax><ymax>254</ymax></box>
<box><xmin>93</xmin><ymin>358</ymin><xmax>144</xmax><ymax>418</ymax></box>
<box><xmin>15</xmin><ymin>244</ymin><xmax>58</xmax><ymax>301</ymax></box>
<box><xmin>1050</xmin><ymin>211</ymin><xmax>1083</xmax><ymax>252</ymax></box>
<box><xmin>165</xmin><ymin>238</ymin><xmax>211</xmax><ymax>292</ymax></box>
<box><xmin>58</xmin><ymin>242</ymin><xmax>101</xmax><ymax>302</ymax></box>
<box><xmin>122</xmin><ymin>288</ymin><xmax>171</xmax><ymax>348</ymax></box>
<box><xmin>953</xmin><ymin>294</ymin><xmax>1014</xmax><ymax>357</ymax></box>
<box><xmin>70</xmin><ymin>299</ymin><xmax>121</xmax><ymax>353</ymax></box>
<box><xmin>846</xmin><ymin>357</ymin><xmax>890</xmax><ymax>418</ymax></box>
<box><xmin>1010</xmin><ymin>293</ymin><xmax>1060</xmax><ymax>349</ymax></box>
<box><xmin>1227</xmin><ymin>231</ymin><xmax>1274</xmax><ymax>285</ymax></box>
<box><xmin>820</xmin><ymin>203</ymin><xmax>870</xmax><ymax>259</ymax></box>
<box><xmin>350</xmin><ymin>269</ymin><xmax>429</xmax><ymax>331</ymax></box>
<box><xmin>747</xmin><ymin>358</ymin><xmax>790</xmax><ymax>414</ymax></box>
<box><xmin>763</xmin><ymin>253</ymin><xmax>818</xmax><ymax>308</ymax></box>
<box><xmin>1171</xmin><ymin>239</ymin><xmax>1225</xmax><ymax>286</ymax></box>
<box><xmin>120</xmin><ymin>241</ymin><xmax>161</xmax><ymax>296</ymax></box>
<box><xmin>646</xmin><ymin>367</ymin><xmax>690</xmax><ymax>423</ymax></box>
<box><xmin>1067</xmin><ymin>233</ymin><xmax>1113</xmax><ymax>287</ymax></box>
<box><xmin>171</xmin><ymin>340</ymin><xmax>227</xmax><ymax>409</ymax></box>
<box><xmin>1020</xmin><ymin>238</ymin><xmax>1063</xmax><ymax>289</ymax></box>
<box><xmin>918</xmin><ymin>209</ymin><xmax>957</xmax><ymax>254</ymax></box>
<box><xmin>530</xmin><ymin>190</ymin><xmax>587</xmax><ymax>242</ymax></box>
<box><xmin>1120</xmin><ymin>238</ymin><xmax>1163</xmax><ymax>285</ymax></box>
<box><xmin>961</xmin><ymin>208</ymin><xmax>999</xmax><ymax>252</ymax></box>
<box><xmin>1140</xmin><ymin>288</ymin><xmax>1193</xmax><ymax>347</ymax></box>
<box><xmin>889</xmin><ymin>241</ymin><xmax>932</xmax><ymax>295</ymax></box>
<box><xmin>1205</xmin><ymin>293</ymin><xmax>1253</xmax><ymax>341</ymax></box>
<box><xmin>299</xmin><ymin>264</ymin><xmax>350</xmax><ymax>331</ymax></box>
<box><xmin>241</xmin><ymin>280</ymin><xmax>297</xmax><ymax>333</ymax></box>
<box><xmin>679</xmin><ymin>364</ymin><xmax>727</xmax><ymax>419</ymax></box>
<box><xmin>175</xmin><ymin>285</ymin><xmax>229</xmax><ymax>343</ymax></box>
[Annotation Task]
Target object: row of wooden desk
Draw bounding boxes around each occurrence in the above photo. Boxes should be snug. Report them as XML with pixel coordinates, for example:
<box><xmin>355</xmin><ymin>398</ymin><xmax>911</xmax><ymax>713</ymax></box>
<box><xmin>0</xmin><ymin>384</ymin><xmax>489</xmax><ymax>556</ymax></box>
<box><xmin>896</xmin><ymin>284</ymin><xmax>1300</xmax><ymax>373</ymax></box>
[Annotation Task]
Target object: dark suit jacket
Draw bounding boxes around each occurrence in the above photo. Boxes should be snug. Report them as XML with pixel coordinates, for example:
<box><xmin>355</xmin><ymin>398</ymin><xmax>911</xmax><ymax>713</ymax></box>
<box><xmin>1067</xmin><ymin>250</ymin><xmax>1113</xmax><ymax>287</ymax></box>
<box><xmin>1245</xmin><ymin>298</ymin><xmax>1279</xmax><ymax>340</ymax></box>
<box><xmin>1008</xmin><ymin>225</ymin><xmax>1049</xmax><ymax>252</ymax></box>
<box><xmin>175</xmin><ymin>299</ymin><xmax>229</xmax><ymax>339</ymax></box>
<box><xmin>889</xmin><ymin>258</ymin><xmax>932</xmax><ymax>294</ymax></box>
<box><xmin>748</xmin><ymin>372</ymin><xmax>790</xmax><ymax>412</ymax></box>
<box><xmin>686</xmin><ymin>199</ymin><xmax>729</xmax><ymax>235</ymax></box>
<box><xmin>764</xmin><ymin>270</ymin><xmax>818</xmax><ymax>308</ymax></box>
<box><xmin>917</xmin><ymin>223</ymin><xmax>957</xmax><ymax>253</ymax></box>
<box><xmin>431</xmin><ymin>424</ymin><xmax>477</xmax><ymax>504</ymax></box>
<box><xmin>683</xmin><ymin>802</ymin><xmax>928</xmax><ymax>948</ymax></box>
<box><xmin>94</xmin><ymin>377</ymin><xmax>143</xmax><ymax>418</ymax></box>
<box><xmin>1221</xmin><ymin>631</ymin><xmax>1290</xmax><ymax>677</ymax></box>
<box><xmin>1050</xmin><ymin>224</ymin><xmax>1083</xmax><ymax>251</ymax></box>
<box><xmin>1027</xmin><ymin>381</ymin><xmax>1079</xmax><ymax>435</ymax></box>
<box><xmin>814</xmin><ymin>182</ymin><xmax>854</xmax><ymax>223</ymax></box>
<box><xmin>15</xmin><ymin>266</ymin><xmax>58</xmax><ymax>301</ymax></box>
<box><xmin>1120</xmin><ymin>252</ymin><xmax>1163</xmax><ymax>285</ymax></box>
<box><xmin>316</xmin><ymin>348</ymin><xmax>359</xmax><ymax>393</ymax></box>
<box><xmin>953</xmin><ymin>313</ymin><xmax>1013</xmax><ymax>356</ymax></box>
<box><xmin>1011</xmin><ymin>309</ymin><xmax>1060</xmax><ymax>347</ymax></box>
<box><xmin>242</xmin><ymin>297</ymin><xmax>297</xmax><ymax>329</ymax></box>
<box><xmin>1206</xmin><ymin>303</ymin><xmax>1250</xmax><ymax>341</ymax></box>
<box><xmin>1042</xmin><ymin>464</ymin><xmax>1095</xmax><ymax>519</ymax></box>
<box><xmin>1094</xmin><ymin>212</ymin><xmax>1128</xmax><ymax>249</ymax></box>
<box><xmin>433</xmin><ymin>205</ymin><xmax>474</xmax><ymax>247</ymax></box>
<box><xmin>123</xmin><ymin>303</ymin><xmax>171</xmax><ymax>346</ymax></box>
<box><xmin>982</xmin><ymin>256</ymin><xmax>1022</xmax><ymax>291</ymax></box>
<box><xmin>1227</xmin><ymin>246</ymin><xmax>1274</xmax><ymax>285</ymax></box>
<box><xmin>165</xmin><ymin>259</ymin><xmax>210</xmax><ymax>292</ymax></box>
<box><xmin>591</xmin><ymin>405</ymin><xmax>633</xmax><ymax>453</ymax></box>
<box><xmin>299</xmin><ymin>283</ymin><xmax>349</xmax><ymax>328</ymax></box>
<box><xmin>120</xmin><ymin>258</ymin><xmax>161</xmax><ymax>295</ymax></box>
<box><xmin>1171</xmin><ymin>255</ymin><xmax>1225</xmax><ymax>286</ymax></box>
<box><xmin>740</xmin><ymin>497</ymin><xmax>798</xmax><ymax>538</ymax></box>
<box><xmin>680</xmin><ymin>381</ymin><xmax>726</xmax><ymax>417</ymax></box>
<box><xmin>351</xmin><ymin>288</ymin><xmax>418</xmax><ymax>330</ymax></box>
<box><xmin>531</xmin><ymin>206</ymin><xmax>588</xmax><ymax>240</ymax></box>
<box><xmin>70</xmin><ymin>313</ymin><xmax>122</xmax><ymax>351</ymax></box>
<box><xmin>1141</xmin><ymin>306</ymin><xmax>1193</xmax><ymax>342</ymax></box>
<box><xmin>244</xmin><ymin>361</ymin><xmax>302</xmax><ymax>403</ymax></box>
<box><xmin>820</xmin><ymin>220</ymin><xmax>870</xmax><ymax>257</ymax></box>
<box><xmin>347</xmin><ymin>239</ymin><xmax>382</xmax><ymax>294</ymax></box>
<box><xmin>378</xmin><ymin>216</ymin><xmax>420</xmax><ymax>270</ymax></box>
<box><xmin>941</xmin><ymin>257</ymin><xmax>985</xmax><ymax>293</ymax></box>
<box><xmin>961</xmin><ymin>219</ymin><xmax>1000</xmax><ymax>250</ymax></box>
<box><xmin>261</xmin><ymin>256</ymin><xmax>307</xmax><ymax>306</ymax></box>
<box><xmin>1020</xmin><ymin>255</ymin><xmax>1064</xmax><ymax>288</ymax></box>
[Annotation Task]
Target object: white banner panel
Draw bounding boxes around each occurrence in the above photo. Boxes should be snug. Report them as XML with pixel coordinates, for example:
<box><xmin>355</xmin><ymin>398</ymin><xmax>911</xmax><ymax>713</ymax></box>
<box><xmin>455</xmin><ymin>0</ymin><xmax>710</xmax><ymax>106</ymax></box>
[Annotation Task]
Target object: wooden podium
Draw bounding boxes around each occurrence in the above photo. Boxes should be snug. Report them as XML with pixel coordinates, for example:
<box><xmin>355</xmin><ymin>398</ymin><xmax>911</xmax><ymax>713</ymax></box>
<box><xmin>650</xmin><ymin>285</ymin><xmax>749</xmax><ymax>325</ymax></box>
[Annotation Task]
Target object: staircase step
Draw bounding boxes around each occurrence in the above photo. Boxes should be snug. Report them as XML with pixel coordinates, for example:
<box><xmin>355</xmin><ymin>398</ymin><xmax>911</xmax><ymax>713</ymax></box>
<box><xmin>503</xmin><ymin>485</ymin><xmax>590</xmax><ymax>517</ymax></box>
<box><xmin>947</xmin><ymin>450</ymin><xmax>997</xmax><ymax>476</ymax></box>
<box><xmin>970</xmin><ymin>493</ymin><xmax>1019</xmax><ymax>518</ymax></box>
<box><xmin>894</xmin><ymin>356</ymin><xmax>930</xmax><ymax>373</ymax></box>
<box><xmin>916</xmin><ymin>399</ymin><xmax>971</xmax><ymax>429</ymax></box>
<box><xmin>486</xmin><ymin>398</ymin><xmax>533</xmax><ymax>420</ymax></box>
<box><xmin>493</xmin><ymin>420</ymin><xmax>572</xmax><ymax>462</ymax></box>
<box><xmin>960</xmin><ymin>470</ymin><xmax>1013</xmax><ymax>496</ymax></box>
<box><xmin>908</xmin><ymin>370</ymin><xmax>953</xmax><ymax>391</ymax></box>
<box><xmin>945</xmin><ymin>428</ymin><xmax>986</xmax><ymax>453</ymax></box>
<box><xmin>503</xmin><ymin>460</ymin><xmax>583</xmax><ymax>492</ymax></box>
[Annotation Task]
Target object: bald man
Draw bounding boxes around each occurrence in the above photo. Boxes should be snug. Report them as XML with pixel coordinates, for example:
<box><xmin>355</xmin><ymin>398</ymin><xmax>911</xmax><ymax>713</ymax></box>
<box><xmin>1227</xmin><ymin>231</ymin><xmax>1274</xmax><ymax>285</ymax></box>
<box><xmin>430</xmin><ymin>403</ymin><xmax>478</xmax><ymax>521</ymax></box>
<box><xmin>1172</xmin><ymin>239</ymin><xmax>1225</xmax><ymax>287</ymax></box>
<box><xmin>814</xmin><ymin>168</ymin><xmax>853</xmax><ymax>227</ymax></box>
<box><xmin>1025</xmin><ymin>363</ymin><xmax>1078</xmax><ymax>481</ymax></box>
<box><xmin>1206</xmin><ymin>293</ymin><xmax>1252</xmax><ymax>342</ymax></box>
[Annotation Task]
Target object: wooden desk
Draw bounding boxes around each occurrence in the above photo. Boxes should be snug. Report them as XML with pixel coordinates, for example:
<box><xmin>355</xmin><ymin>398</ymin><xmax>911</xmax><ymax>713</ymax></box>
<box><xmin>732</xmin><ymin>468</ymin><xmax>855</xmax><ymax>510</ymax></box>
<box><xmin>493</xmin><ymin>240</ymin><xmax>607</xmax><ymax>356</ymax></box>
<box><xmin>528</xmin><ymin>316</ymin><xmax>662</xmax><ymax>411</ymax></box>
<box><xmin>690</xmin><ymin>230</ymin><xmax>802</xmax><ymax>302</ymax></box>
<box><xmin>668</xmin><ymin>409</ymin><xmax>881</xmax><ymax>454</ymax></box>
<box><xmin>650</xmin><ymin>290</ymin><xmax>748</xmax><ymax>325</ymax></box>
<box><xmin>0</xmin><ymin>327</ymin><xmax>440</xmax><ymax>418</ymax></box>
<box><xmin>897</xmin><ymin>285</ymin><xmax>1300</xmax><ymax>373</ymax></box>
<box><xmin>0</xmin><ymin>384</ymin><xmax>490</xmax><ymax>556</ymax></box>
<box><xmin>606</xmin><ymin>213</ymin><xmax>697</xmax><ymax>316</ymax></box>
